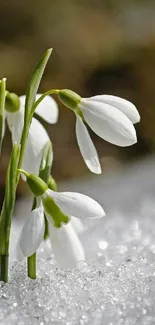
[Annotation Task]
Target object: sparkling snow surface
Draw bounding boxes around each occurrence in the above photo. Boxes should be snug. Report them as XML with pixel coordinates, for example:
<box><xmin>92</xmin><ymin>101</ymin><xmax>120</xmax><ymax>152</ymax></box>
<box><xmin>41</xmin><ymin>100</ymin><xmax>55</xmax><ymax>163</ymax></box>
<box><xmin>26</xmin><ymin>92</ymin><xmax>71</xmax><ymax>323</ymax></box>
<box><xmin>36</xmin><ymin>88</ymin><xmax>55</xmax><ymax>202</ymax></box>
<box><xmin>1</xmin><ymin>157</ymin><xmax>155</xmax><ymax>325</ymax></box>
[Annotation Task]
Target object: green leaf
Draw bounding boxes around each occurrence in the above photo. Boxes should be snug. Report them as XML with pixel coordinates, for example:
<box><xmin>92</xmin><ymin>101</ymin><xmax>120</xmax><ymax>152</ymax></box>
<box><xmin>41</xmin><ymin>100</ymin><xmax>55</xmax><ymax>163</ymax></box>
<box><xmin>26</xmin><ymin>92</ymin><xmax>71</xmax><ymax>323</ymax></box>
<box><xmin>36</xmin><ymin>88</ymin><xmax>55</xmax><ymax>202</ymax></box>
<box><xmin>25</xmin><ymin>48</ymin><xmax>52</xmax><ymax>122</ymax></box>
<box><xmin>0</xmin><ymin>78</ymin><xmax>6</xmax><ymax>152</ymax></box>
<box><xmin>0</xmin><ymin>143</ymin><xmax>20</xmax><ymax>255</ymax></box>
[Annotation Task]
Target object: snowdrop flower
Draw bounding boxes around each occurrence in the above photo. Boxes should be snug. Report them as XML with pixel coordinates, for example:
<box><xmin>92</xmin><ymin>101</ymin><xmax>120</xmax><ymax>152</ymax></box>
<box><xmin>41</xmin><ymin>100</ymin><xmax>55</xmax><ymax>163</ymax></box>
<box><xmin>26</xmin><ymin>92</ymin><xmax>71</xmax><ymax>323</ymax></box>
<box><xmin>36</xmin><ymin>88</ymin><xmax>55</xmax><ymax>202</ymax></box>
<box><xmin>18</xmin><ymin>203</ymin><xmax>85</xmax><ymax>268</ymax></box>
<box><xmin>5</xmin><ymin>93</ymin><xmax>58</xmax><ymax>177</ymax></box>
<box><xmin>58</xmin><ymin>90</ymin><xmax>140</xmax><ymax>174</ymax></box>
<box><xmin>18</xmin><ymin>171</ymin><xmax>105</xmax><ymax>268</ymax></box>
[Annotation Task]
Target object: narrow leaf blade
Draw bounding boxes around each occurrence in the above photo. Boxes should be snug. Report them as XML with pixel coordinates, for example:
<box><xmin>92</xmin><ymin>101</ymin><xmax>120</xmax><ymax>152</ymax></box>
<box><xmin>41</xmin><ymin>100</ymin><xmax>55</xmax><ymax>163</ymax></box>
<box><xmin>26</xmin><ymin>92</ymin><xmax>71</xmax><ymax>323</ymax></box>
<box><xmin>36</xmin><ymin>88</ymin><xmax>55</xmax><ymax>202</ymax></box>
<box><xmin>0</xmin><ymin>78</ymin><xmax>6</xmax><ymax>151</ymax></box>
<box><xmin>25</xmin><ymin>48</ymin><xmax>52</xmax><ymax>120</ymax></box>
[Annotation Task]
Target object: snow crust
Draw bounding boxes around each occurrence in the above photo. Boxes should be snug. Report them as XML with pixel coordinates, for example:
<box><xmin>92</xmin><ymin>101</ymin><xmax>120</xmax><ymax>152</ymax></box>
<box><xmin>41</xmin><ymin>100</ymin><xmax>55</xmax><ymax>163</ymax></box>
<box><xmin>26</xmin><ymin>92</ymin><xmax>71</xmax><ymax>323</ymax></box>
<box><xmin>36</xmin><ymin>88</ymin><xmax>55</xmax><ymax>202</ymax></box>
<box><xmin>1</xmin><ymin>156</ymin><xmax>155</xmax><ymax>325</ymax></box>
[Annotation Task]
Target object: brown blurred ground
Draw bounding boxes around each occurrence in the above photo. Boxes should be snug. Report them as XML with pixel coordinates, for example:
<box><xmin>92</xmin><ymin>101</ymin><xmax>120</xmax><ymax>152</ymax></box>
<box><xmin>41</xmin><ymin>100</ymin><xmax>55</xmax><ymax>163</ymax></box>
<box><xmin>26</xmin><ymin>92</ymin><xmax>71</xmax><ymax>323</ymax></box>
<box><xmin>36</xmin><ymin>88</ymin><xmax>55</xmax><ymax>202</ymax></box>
<box><xmin>0</xmin><ymin>0</ymin><xmax>155</xmax><ymax>197</ymax></box>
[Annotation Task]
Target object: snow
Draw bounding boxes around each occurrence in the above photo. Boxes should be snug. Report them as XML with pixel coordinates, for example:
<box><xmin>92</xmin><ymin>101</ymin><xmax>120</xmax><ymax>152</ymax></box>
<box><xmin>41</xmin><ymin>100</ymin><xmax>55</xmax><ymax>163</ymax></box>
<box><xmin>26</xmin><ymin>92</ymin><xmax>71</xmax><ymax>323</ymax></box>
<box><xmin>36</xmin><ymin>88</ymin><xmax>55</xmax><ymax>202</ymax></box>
<box><xmin>1</xmin><ymin>156</ymin><xmax>155</xmax><ymax>325</ymax></box>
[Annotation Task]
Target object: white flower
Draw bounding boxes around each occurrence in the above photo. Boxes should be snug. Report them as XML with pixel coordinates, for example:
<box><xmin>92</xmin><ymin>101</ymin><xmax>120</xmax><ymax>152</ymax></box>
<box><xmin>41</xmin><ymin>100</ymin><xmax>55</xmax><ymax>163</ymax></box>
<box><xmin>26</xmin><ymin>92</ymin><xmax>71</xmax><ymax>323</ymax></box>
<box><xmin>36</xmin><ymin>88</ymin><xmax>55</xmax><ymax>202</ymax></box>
<box><xmin>18</xmin><ymin>190</ymin><xmax>105</xmax><ymax>268</ymax></box>
<box><xmin>6</xmin><ymin>94</ymin><xmax>58</xmax><ymax>178</ymax></box>
<box><xmin>75</xmin><ymin>95</ymin><xmax>140</xmax><ymax>174</ymax></box>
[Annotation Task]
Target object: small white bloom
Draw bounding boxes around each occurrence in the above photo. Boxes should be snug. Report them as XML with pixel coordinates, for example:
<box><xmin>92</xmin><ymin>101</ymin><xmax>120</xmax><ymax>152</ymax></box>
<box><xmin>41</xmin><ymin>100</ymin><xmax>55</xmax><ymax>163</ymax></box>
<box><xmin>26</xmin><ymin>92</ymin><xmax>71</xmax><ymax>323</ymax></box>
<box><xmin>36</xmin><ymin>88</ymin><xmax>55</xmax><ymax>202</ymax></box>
<box><xmin>75</xmin><ymin>94</ymin><xmax>140</xmax><ymax>173</ymax></box>
<box><xmin>78</xmin><ymin>98</ymin><xmax>138</xmax><ymax>147</ymax></box>
<box><xmin>18</xmin><ymin>202</ymin><xmax>85</xmax><ymax>268</ymax></box>
<box><xmin>18</xmin><ymin>188</ymin><xmax>105</xmax><ymax>268</ymax></box>
<box><xmin>6</xmin><ymin>94</ymin><xmax>58</xmax><ymax>179</ymax></box>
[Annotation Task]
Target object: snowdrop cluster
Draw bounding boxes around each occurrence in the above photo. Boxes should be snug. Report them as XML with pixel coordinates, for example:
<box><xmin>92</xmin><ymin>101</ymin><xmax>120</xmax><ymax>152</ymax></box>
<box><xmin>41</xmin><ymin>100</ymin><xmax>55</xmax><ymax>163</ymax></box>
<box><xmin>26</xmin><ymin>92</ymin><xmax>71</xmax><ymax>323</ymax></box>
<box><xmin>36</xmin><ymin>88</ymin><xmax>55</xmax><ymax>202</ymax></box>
<box><xmin>0</xmin><ymin>49</ymin><xmax>140</xmax><ymax>282</ymax></box>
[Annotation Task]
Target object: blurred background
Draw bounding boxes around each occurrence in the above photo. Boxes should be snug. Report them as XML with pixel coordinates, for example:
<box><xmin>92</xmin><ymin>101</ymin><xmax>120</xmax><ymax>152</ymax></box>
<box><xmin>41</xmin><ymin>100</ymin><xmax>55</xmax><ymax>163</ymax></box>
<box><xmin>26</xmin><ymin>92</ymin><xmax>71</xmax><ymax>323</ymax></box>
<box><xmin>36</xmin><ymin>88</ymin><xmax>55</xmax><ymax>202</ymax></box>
<box><xmin>1</xmin><ymin>0</ymin><xmax>155</xmax><ymax>200</ymax></box>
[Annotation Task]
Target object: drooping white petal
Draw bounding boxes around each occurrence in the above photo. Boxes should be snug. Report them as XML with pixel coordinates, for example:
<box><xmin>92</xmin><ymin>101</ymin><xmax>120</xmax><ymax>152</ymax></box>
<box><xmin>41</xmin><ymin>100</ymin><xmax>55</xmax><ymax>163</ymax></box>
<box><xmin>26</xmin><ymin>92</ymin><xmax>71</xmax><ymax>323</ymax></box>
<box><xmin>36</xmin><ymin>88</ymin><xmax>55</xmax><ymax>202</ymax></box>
<box><xmin>22</xmin><ymin>117</ymin><xmax>50</xmax><ymax>177</ymax></box>
<box><xmin>20</xmin><ymin>94</ymin><xmax>59</xmax><ymax>124</ymax></box>
<box><xmin>34</xmin><ymin>94</ymin><xmax>58</xmax><ymax>124</ymax></box>
<box><xmin>70</xmin><ymin>217</ymin><xmax>85</xmax><ymax>235</ymax></box>
<box><xmin>43</xmin><ymin>189</ymin><xmax>105</xmax><ymax>219</ymax></box>
<box><xmin>48</xmin><ymin>221</ymin><xmax>85</xmax><ymax>268</ymax></box>
<box><xmin>18</xmin><ymin>205</ymin><xmax>45</xmax><ymax>257</ymax></box>
<box><xmin>79</xmin><ymin>99</ymin><xmax>137</xmax><ymax>147</ymax></box>
<box><xmin>86</xmin><ymin>95</ymin><xmax>140</xmax><ymax>124</ymax></box>
<box><xmin>76</xmin><ymin>115</ymin><xmax>101</xmax><ymax>174</ymax></box>
<box><xmin>7</xmin><ymin>106</ymin><xmax>24</xmax><ymax>144</ymax></box>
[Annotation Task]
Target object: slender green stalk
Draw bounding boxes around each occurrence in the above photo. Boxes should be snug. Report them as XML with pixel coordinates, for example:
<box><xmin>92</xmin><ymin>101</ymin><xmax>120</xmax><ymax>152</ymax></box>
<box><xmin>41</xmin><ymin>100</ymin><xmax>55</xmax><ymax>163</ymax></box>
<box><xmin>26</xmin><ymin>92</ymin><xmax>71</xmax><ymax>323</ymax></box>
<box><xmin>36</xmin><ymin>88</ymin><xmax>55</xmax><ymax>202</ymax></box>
<box><xmin>28</xmin><ymin>253</ymin><xmax>36</xmax><ymax>279</ymax></box>
<box><xmin>0</xmin><ymin>255</ymin><xmax>8</xmax><ymax>283</ymax></box>
<box><xmin>44</xmin><ymin>216</ymin><xmax>49</xmax><ymax>240</ymax></box>
<box><xmin>31</xmin><ymin>89</ymin><xmax>58</xmax><ymax>116</ymax></box>
<box><xmin>0</xmin><ymin>144</ymin><xmax>20</xmax><ymax>282</ymax></box>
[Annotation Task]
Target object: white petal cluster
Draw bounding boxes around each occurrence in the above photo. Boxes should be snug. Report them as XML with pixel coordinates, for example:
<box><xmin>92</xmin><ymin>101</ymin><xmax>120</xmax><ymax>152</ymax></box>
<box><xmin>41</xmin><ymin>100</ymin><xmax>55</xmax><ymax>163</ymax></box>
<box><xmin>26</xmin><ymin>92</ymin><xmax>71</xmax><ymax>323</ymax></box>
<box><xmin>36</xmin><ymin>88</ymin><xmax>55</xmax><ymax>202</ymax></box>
<box><xmin>6</xmin><ymin>94</ymin><xmax>58</xmax><ymax>179</ymax></box>
<box><xmin>19</xmin><ymin>190</ymin><xmax>105</xmax><ymax>268</ymax></box>
<box><xmin>75</xmin><ymin>95</ymin><xmax>140</xmax><ymax>174</ymax></box>
<box><xmin>9</xmin><ymin>90</ymin><xmax>140</xmax><ymax>270</ymax></box>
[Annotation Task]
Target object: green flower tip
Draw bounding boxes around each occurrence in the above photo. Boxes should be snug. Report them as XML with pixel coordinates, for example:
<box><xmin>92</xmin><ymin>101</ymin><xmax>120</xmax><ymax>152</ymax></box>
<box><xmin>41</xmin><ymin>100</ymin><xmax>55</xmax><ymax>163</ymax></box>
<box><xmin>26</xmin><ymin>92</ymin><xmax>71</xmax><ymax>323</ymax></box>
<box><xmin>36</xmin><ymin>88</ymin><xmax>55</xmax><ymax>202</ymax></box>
<box><xmin>0</xmin><ymin>78</ymin><xmax>7</xmax><ymax>83</ymax></box>
<box><xmin>44</xmin><ymin>48</ymin><xmax>53</xmax><ymax>61</ymax></box>
<box><xmin>18</xmin><ymin>169</ymin><xmax>48</xmax><ymax>197</ymax></box>
<box><xmin>0</xmin><ymin>78</ymin><xmax>7</xmax><ymax>88</ymax></box>
<box><xmin>5</xmin><ymin>92</ymin><xmax>20</xmax><ymax>113</ymax></box>
<box><xmin>47</xmin><ymin>48</ymin><xmax>53</xmax><ymax>55</ymax></box>
<box><xmin>58</xmin><ymin>89</ymin><xmax>81</xmax><ymax>110</ymax></box>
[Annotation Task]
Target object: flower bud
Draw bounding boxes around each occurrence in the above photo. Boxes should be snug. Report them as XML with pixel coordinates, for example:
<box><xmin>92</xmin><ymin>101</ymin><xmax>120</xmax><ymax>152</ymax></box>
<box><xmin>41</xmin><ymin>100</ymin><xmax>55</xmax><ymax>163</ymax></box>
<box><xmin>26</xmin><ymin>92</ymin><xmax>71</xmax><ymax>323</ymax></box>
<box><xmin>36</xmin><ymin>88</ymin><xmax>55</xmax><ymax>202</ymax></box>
<box><xmin>19</xmin><ymin>170</ymin><xmax>48</xmax><ymax>196</ymax></box>
<box><xmin>58</xmin><ymin>89</ymin><xmax>81</xmax><ymax>110</ymax></box>
<box><xmin>48</xmin><ymin>175</ymin><xmax>57</xmax><ymax>191</ymax></box>
<box><xmin>5</xmin><ymin>92</ymin><xmax>20</xmax><ymax>113</ymax></box>
<box><xmin>27</xmin><ymin>174</ymin><xmax>48</xmax><ymax>196</ymax></box>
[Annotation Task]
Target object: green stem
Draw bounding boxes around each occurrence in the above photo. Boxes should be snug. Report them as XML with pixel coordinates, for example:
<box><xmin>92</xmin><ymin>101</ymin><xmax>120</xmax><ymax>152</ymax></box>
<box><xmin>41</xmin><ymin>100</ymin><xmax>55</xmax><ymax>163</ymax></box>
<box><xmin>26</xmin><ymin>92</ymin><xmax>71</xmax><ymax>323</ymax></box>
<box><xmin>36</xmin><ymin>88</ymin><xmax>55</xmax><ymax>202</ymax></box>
<box><xmin>31</xmin><ymin>89</ymin><xmax>58</xmax><ymax>115</ymax></box>
<box><xmin>0</xmin><ymin>255</ymin><xmax>8</xmax><ymax>283</ymax></box>
<box><xmin>16</xmin><ymin>123</ymin><xmax>29</xmax><ymax>184</ymax></box>
<box><xmin>44</xmin><ymin>215</ymin><xmax>49</xmax><ymax>239</ymax></box>
<box><xmin>0</xmin><ymin>144</ymin><xmax>20</xmax><ymax>282</ymax></box>
<box><xmin>28</xmin><ymin>253</ymin><xmax>36</xmax><ymax>279</ymax></box>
